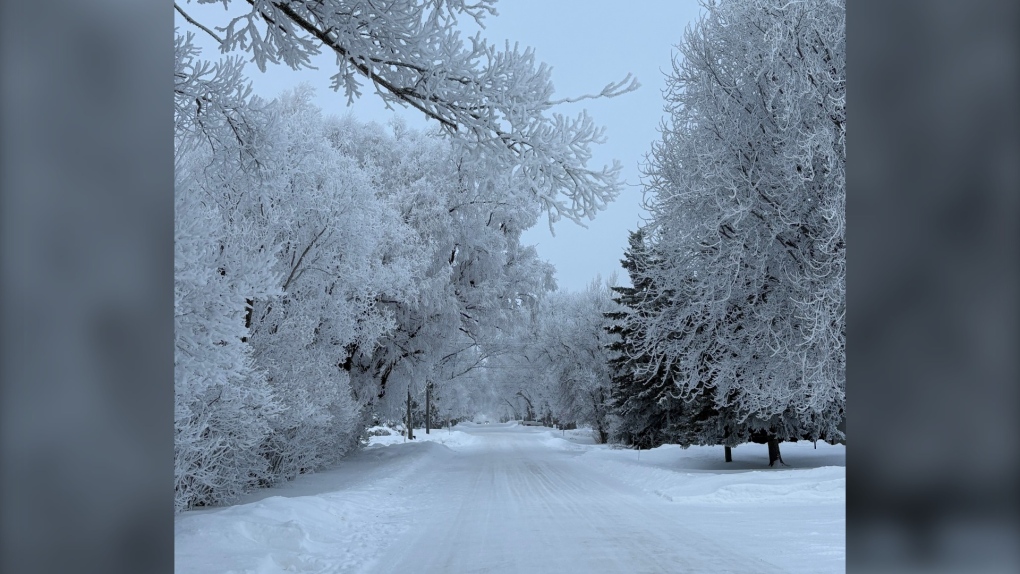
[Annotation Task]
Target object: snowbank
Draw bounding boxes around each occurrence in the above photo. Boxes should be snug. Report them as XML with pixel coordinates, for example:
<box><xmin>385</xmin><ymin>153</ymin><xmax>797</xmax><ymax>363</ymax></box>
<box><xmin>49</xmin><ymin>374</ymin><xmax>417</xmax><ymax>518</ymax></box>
<box><xmin>578</xmin><ymin>440</ymin><xmax>846</xmax><ymax>504</ymax></box>
<box><xmin>175</xmin><ymin>430</ymin><xmax>457</xmax><ymax>573</ymax></box>
<box><xmin>366</xmin><ymin>425</ymin><xmax>483</xmax><ymax>451</ymax></box>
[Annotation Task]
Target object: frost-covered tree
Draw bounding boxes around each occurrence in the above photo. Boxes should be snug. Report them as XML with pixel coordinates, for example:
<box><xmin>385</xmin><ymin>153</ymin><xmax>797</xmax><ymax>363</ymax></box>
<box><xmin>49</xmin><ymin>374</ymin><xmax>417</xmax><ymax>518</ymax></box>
<box><xmin>174</xmin><ymin>166</ymin><xmax>285</xmax><ymax>512</ymax></box>
<box><xmin>175</xmin><ymin>35</ymin><xmax>422</xmax><ymax>506</ymax></box>
<box><xmin>237</xmin><ymin>88</ymin><xmax>423</xmax><ymax>479</ymax></box>
<box><xmin>523</xmin><ymin>279</ymin><xmax>618</xmax><ymax>443</ymax></box>
<box><xmin>607</xmin><ymin>229</ymin><xmax>684</xmax><ymax>449</ymax></box>
<box><xmin>175</xmin><ymin>0</ymin><xmax>638</xmax><ymax>226</ymax></box>
<box><xmin>632</xmin><ymin>0</ymin><xmax>845</xmax><ymax>465</ymax></box>
<box><xmin>328</xmin><ymin>117</ymin><xmax>555</xmax><ymax>424</ymax></box>
<box><xmin>606</xmin><ymin>229</ymin><xmax>751</xmax><ymax>457</ymax></box>
<box><xmin>175</xmin><ymin>33</ymin><xmax>285</xmax><ymax>511</ymax></box>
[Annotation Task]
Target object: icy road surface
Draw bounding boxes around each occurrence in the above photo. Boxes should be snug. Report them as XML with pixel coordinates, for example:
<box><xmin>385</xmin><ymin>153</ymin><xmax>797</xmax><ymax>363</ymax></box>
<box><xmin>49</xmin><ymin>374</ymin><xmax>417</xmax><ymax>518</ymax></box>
<box><xmin>175</xmin><ymin>423</ymin><xmax>845</xmax><ymax>573</ymax></box>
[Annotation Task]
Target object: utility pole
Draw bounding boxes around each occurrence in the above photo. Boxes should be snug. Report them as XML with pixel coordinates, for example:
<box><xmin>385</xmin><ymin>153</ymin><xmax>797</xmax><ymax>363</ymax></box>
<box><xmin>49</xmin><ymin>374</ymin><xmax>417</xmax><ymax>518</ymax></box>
<box><xmin>406</xmin><ymin>386</ymin><xmax>414</xmax><ymax>440</ymax></box>
<box><xmin>425</xmin><ymin>381</ymin><xmax>432</xmax><ymax>434</ymax></box>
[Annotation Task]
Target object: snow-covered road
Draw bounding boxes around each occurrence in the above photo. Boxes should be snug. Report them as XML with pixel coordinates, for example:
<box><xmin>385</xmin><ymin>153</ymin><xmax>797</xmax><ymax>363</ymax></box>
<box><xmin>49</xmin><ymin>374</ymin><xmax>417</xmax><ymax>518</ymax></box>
<box><xmin>371</xmin><ymin>425</ymin><xmax>788</xmax><ymax>573</ymax></box>
<box><xmin>175</xmin><ymin>423</ymin><xmax>845</xmax><ymax>573</ymax></box>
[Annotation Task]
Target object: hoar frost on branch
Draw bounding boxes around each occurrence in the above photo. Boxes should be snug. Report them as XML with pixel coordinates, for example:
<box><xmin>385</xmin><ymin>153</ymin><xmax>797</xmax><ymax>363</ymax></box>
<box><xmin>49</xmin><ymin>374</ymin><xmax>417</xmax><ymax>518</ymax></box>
<box><xmin>175</xmin><ymin>33</ymin><xmax>286</xmax><ymax>511</ymax></box>
<box><xmin>176</xmin><ymin>0</ymin><xmax>639</xmax><ymax>226</ymax></box>
<box><xmin>332</xmin><ymin>114</ymin><xmax>556</xmax><ymax>422</ymax></box>
<box><xmin>628</xmin><ymin>0</ymin><xmax>845</xmax><ymax>456</ymax></box>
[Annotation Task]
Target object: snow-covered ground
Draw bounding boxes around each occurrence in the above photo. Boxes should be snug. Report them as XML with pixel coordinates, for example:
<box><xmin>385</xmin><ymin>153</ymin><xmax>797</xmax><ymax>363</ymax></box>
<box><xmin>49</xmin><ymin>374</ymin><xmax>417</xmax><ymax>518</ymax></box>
<box><xmin>175</xmin><ymin>422</ymin><xmax>845</xmax><ymax>573</ymax></box>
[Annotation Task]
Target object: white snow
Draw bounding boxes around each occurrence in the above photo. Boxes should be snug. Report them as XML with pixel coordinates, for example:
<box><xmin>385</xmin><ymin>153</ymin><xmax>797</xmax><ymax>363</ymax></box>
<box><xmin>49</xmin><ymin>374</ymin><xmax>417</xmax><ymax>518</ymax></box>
<box><xmin>175</xmin><ymin>423</ymin><xmax>845</xmax><ymax>573</ymax></box>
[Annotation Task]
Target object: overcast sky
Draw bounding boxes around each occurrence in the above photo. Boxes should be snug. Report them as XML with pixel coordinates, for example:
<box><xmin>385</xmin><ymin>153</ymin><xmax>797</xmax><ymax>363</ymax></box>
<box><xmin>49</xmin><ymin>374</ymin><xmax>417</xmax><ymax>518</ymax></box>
<box><xmin>176</xmin><ymin>1</ymin><xmax>705</xmax><ymax>292</ymax></box>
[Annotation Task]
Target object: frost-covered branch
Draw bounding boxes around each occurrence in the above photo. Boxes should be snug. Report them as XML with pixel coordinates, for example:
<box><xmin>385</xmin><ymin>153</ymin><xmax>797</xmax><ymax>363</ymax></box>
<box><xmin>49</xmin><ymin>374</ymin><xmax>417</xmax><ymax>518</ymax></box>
<box><xmin>176</xmin><ymin>3</ymin><xmax>223</xmax><ymax>44</ymax></box>
<box><xmin>183</xmin><ymin>0</ymin><xmax>639</xmax><ymax>225</ymax></box>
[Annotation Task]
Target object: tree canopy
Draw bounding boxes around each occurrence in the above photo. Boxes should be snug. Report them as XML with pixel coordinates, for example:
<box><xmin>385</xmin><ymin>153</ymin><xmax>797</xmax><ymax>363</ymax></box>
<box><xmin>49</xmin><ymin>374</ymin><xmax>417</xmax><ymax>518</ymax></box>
<box><xmin>174</xmin><ymin>30</ymin><xmax>560</xmax><ymax>509</ymax></box>
<box><xmin>176</xmin><ymin>0</ymin><xmax>639</xmax><ymax>226</ymax></box>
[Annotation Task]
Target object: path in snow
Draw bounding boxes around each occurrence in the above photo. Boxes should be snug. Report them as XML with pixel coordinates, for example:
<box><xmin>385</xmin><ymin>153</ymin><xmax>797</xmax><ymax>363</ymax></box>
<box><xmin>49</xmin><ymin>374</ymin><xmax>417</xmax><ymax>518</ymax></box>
<box><xmin>175</xmin><ymin>423</ymin><xmax>845</xmax><ymax>573</ymax></box>
<box><xmin>369</xmin><ymin>424</ymin><xmax>791</xmax><ymax>574</ymax></box>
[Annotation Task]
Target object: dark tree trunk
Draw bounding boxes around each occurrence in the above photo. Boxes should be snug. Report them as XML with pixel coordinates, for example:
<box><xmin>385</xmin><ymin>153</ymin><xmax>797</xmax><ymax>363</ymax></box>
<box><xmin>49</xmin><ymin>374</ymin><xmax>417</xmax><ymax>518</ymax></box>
<box><xmin>406</xmin><ymin>387</ymin><xmax>414</xmax><ymax>440</ymax></box>
<box><xmin>378</xmin><ymin>362</ymin><xmax>393</xmax><ymax>400</ymax></box>
<box><xmin>725</xmin><ymin>446</ymin><xmax>732</xmax><ymax>463</ymax></box>
<box><xmin>767</xmin><ymin>438</ymin><xmax>785</xmax><ymax>467</ymax></box>
<box><xmin>241</xmin><ymin>298</ymin><xmax>255</xmax><ymax>342</ymax></box>
<box><xmin>425</xmin><ymin>382</ymin><xmax>432</xmax><ymax>434</ymax></box>
<box><xmin>502</xmin><ymin>398</ymin><xmax>520</xmax><ymax>420</ymax></box>
<box><xmin>516</xmin><ymin>391</ymin><xmax>534</xmax><ymax>421</ymax></box>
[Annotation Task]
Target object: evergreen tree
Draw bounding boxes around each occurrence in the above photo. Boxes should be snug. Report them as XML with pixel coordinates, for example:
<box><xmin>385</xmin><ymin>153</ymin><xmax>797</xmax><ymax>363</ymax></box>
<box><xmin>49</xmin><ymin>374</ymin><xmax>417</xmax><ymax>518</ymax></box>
<box><xmin>605</xmin><ymin>229</ymin><xmax>698</xmax><ymax>449</ymax></box>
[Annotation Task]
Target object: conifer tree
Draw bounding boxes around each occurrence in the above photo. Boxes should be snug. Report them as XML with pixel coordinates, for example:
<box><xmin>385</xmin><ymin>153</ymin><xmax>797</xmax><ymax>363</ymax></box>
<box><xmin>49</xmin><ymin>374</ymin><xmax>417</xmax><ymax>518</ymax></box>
<box><xmin>606</xmin><ymin>229</ymin><xmax>674</xmax><ymax>448</ymax></box>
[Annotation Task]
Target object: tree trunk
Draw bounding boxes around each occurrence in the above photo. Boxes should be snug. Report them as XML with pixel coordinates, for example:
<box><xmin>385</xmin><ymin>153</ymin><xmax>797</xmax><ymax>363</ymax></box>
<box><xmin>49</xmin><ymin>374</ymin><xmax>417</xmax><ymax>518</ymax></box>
<box><xmin>767</xmin><ymin>438</ymin><xmax>785</xmax><ymax>467</ymax></box>
<box><xmin>406</xmin><ymin>387</ymin><xmax>414</xmax><ymax>440</ymax></box>
<box><xmin>502</xmin><ymin>398</ymin><xmax>520</xmax><ymax>420</ymax></box>
<box><xmin>725</xmin><ymin>446</ymin><xmax>732</xmax><ymax>463</ymax></box>
<box><xmin>516</xmin><ymin>391</ymin><xmax>534</xmax><ymax>421</ymax></box>
<box><xmin>425</xmin><ymin>382</ymin><xmax>431</xmax><ymax>435</ymax></box>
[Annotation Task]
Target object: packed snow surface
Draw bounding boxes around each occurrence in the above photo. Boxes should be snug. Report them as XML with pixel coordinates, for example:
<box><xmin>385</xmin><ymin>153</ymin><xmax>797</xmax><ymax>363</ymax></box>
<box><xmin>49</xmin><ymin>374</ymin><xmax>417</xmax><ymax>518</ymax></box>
<box><xmin>175</xmin><ymin>422</ymin><xmax>845</xmax><ymax>573</ymax></box>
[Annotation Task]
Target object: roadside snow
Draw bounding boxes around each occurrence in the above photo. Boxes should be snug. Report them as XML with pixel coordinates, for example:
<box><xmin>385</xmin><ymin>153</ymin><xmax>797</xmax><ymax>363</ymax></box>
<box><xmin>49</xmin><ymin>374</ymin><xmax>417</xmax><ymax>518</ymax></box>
<box><xmin>363</xmin><ymin>425</ymin><xmax>484</xmax><ymax>450</ymax></box>
<box><xmin>174</xmin><ymin>439</ymin><xmax>444</xmax><ymax>573</ymax></box>
<box><xmin>569</xmin><ymin>436</ymin><xmax>846</xmax><ymax>573</ymax></box>
<box><xmin>577</xmin><ymin>439</ymin><xmax>845</xmax><ymax>503</ymax></box>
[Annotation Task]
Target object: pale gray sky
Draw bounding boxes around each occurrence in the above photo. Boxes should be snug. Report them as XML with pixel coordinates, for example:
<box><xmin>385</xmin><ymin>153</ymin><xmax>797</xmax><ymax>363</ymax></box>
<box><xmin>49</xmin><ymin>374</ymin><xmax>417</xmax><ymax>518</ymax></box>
<box><xmin>176</xmin><ymin>1</ymin><xmax>704</xmax><ymax>292</ymax></box>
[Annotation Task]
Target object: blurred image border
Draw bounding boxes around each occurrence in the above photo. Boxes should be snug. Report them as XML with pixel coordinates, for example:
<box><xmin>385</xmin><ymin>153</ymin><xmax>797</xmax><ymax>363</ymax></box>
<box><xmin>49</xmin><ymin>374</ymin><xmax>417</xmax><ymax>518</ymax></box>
<box><xmin>1</xmin><ymin>1</ymin><xmax>173</xmax><ymax>573</ymax></box>
<box><xmin>848</xmin><ymin>0</ymin><xmax>1019</xmax><ymax>572</ymax></box>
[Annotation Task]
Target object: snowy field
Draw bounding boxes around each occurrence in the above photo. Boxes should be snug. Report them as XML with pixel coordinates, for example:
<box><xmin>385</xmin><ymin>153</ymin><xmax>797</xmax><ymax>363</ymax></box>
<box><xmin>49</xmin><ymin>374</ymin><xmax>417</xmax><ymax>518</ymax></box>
<box><xmin>175</xmin><ymin>422</ymin><xmax>845</xmax><ymax>573</ymax></box>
